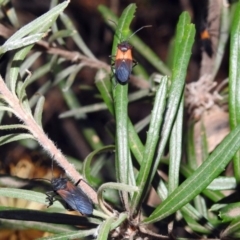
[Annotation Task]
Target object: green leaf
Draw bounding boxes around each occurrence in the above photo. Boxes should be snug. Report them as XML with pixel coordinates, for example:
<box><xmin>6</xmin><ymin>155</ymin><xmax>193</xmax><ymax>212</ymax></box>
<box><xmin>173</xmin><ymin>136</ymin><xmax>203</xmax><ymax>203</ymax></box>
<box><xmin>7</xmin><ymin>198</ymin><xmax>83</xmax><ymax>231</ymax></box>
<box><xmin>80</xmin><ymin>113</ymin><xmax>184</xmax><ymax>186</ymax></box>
<box><xmin>25</xmin><ymin>55</ymin><xmax>58</xmax><ymax>88</ymax></box>
<box><xmin>9</xmin><ymin>45</ymin><xmax>34</xmax><ymax>93</ymax></box>
<box><xmin>20</xmin><ymin>51</ymin><xmax>42</xmax><ymax>75</ymax></box>
<box><xmin>16</xmin><ymin>80</ymin><xmax>32</xmax><ymax>115</ymax></box>
<box><xmin>221</xmin><ymin>218</ymin><xmax>240</xmax><ymax>238</ymax></box>
<box><xmin>97</xmin><ymin>217</ymin><xmax>113</xmax><ymax>240</ymax></box>
<box><xmin>19</xmin><ymin>70</ymin><xmax>33</xmax><ymax>101</ymax></box>
<box><xmin>2</xmin><ymin>0</ymin><xmax>19</xmax><ymax>28</ymax></box>
<box><xmin>29</xmin><ymin>81</ymin><xmax>51</xmax><ymax>107</ymax></box>
<box><xmin>97</xmin><ymin>182</ymin><xmax>138</xmax><ymax>216</ymax></box>
<box><xmin>168</xmin><ymin>96</ymin><xmax>183</xmax><ymax>194</ymax></box>
<box><xmin>38</xmin><ymin>229</ymin><xmax>97</xmax><ymax>240</ymax></box>
<box><xmin>207</xmin><ymin>177</ymin><xmax>236</xmax><ymax>190</ymax></box>
<box><xmin>0</xmin><ymin>33</ymin><xmax>43</xmax><ymax>54</ymax></box>
<box><xmin>150</xmin><ymin>12</ymin><xmax>195</xmax><ymax>183</ymax></box>
<box><xmin>112</xmin><ymin>4</ymin><xmax>136</xmax><ymax>209</ymax></box>
<box><xmin>187</xmin><ymin>121</ymin><xmax>197</xmax><ymax>169</ymax></box>
<box><xmin>49</xmin><ymin>29</ymin><xmax>74</xmax><ymax>43</ymax></box>
<box><xmin>34</xmin><ymin>96</ymin><xmax>45</xmax><ymax>127</ymax></box>
<box><xmin>144</xmin><ymin>124</ymin><xmax>240</xmax><ymax>224</ymax></box>
<box><xmin>0</xmin><ymin>188</ymin><xmax>62</xmax><ymax>208</ymax></box>
<box><xmin>60</xmin><ymin>12</ymin><xmax>96</xmax><ymax>59</ymax></box>
<box><xmin>219</xmin><ymin>202</ymin><xmax>240</xmax><ymax>222</ymax></box>
<box><xmin>229</xmin><ymin>1</ymin><xmax>240</xmax><ymax>182</ymax></box>
<box><xmin>0</xmin><ymin>124</ymin><xmax>29</xmax><ymax>131</ymax></box>
<box><xmin>53</xmin><ymin>64</ymin><xmax>78</xmax><ymax>86</ymax></box>
<box><xmin>83</xmin><ymin>145</ymin><xmax>115</xmax><ymax>185</ymax></box>
<box><xmin>0</xmin><ymin>133</ymin><xmax>34</xmax><ymax>146</ymax></box>
<box><xmin>130</xmin><ymin>76</ymin><xmax>168</xmax><ymax>213</ymax></box>
<box><xmin>111</xmin><ymin>3</ymin><xmax>137</xmax><ymax>57</ymax></box>
<box><xmin>59</xmin><ymin>102</ymin><xmax>107</xmax><ymax>118</ymax></box>
<box><xmin>4</xmin><ymin>1</ymin><xmax>69</xmax><ymax>44</ymax></box>
<box><xmin>0</xmin><ymin>106</ymin><xmax>16</xmax><ymax>114</ymax></box>
<box><xmin>95</xmin><ymin>69</ymin><xmax>144</xmax><ymax>165</ymax></box>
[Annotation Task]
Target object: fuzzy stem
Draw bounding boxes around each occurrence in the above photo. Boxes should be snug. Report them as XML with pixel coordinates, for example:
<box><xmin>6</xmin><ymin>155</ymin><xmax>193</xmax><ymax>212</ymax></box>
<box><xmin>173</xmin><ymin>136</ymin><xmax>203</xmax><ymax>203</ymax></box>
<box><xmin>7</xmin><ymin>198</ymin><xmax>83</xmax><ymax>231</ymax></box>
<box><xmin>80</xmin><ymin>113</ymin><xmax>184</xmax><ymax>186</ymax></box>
<box><xmin>0</xmin><ymin>75</ymin><xmax>97</xmax><ymax>204</ymax></box>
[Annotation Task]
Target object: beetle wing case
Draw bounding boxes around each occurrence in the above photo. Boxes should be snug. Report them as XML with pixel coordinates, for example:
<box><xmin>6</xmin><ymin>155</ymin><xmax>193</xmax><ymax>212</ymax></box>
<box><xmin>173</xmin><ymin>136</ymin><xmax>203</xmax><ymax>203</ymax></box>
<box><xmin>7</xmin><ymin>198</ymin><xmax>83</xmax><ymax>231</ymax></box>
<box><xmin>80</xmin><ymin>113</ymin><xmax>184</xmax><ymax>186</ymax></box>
<box><xmin>115</xmin><ymin>59</ymin><xmax>133</xmax><ymax>84</ymax></box>
<box><xmin>51</xmin><ymin>178</ymin><xmax>93</xmax><ymax>215</ymax></box>
<box><xmin>114</xmin><ymin>41</ymin><xmax>134</xmax><ymax>84</ymax></box>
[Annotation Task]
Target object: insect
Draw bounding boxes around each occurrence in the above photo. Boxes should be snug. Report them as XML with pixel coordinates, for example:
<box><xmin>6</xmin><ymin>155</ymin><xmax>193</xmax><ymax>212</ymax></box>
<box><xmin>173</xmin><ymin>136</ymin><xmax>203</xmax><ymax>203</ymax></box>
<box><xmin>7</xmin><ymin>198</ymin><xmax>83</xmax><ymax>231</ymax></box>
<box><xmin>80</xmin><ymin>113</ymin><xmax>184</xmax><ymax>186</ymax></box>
<box><xmin>111</xmin><ymin>25</ymin><xmax>151</xmax><ymax>85</ymax></box>
<box><xmin>46</xmin><ymin>177</ymin><xmax>93</xmax><ymax>216</ymax></box>
<box><xmin>44</xmin><ymin>160</ymin><xmax>93</xmax><ymax>216</ymax></box>
<box><xmin>200</xmin><ymin>21</ymin><xmax>213</xmax><ymax>58</ymax></box>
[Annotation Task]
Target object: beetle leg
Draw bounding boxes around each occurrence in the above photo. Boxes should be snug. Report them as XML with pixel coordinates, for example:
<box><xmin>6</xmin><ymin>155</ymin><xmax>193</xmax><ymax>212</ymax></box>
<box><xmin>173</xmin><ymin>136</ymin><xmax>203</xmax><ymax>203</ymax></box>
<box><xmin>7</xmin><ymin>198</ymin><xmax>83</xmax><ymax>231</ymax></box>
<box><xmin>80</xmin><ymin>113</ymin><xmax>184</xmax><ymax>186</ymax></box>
<box><xmin>45</xmin><ymin>191</ymin><xmax>56</xmax><ymax>207</ymax></box>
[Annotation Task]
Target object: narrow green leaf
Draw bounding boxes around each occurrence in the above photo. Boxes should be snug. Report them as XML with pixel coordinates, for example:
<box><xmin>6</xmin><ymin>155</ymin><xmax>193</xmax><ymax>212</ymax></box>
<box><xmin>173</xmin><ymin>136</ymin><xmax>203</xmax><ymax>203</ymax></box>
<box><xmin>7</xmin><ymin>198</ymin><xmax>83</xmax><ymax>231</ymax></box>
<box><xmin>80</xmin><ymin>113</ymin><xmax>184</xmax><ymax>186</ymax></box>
<box><xmin>59</xmin><ymin>80</ymin><xmax>87</xmax><ymax>120</ymax></box>
<box><xmin>34</xmin><ymin>96</ymin><xmax>45</xmax><ymax>128</ymax></box>
<box><xmin>200</xmin><ymin>120</ymin><xmax>209</xmax><ymax>162</ymax></box>
<box><xmin>219</xmin><ymin>202</ymin><xmax>240</xmax><ymax>222</ymax></box>
<box><xmin>130</xmin><ymin>76</ymin><xmax>168</xmax><ymax>213</ymax></box>
<box><xmin>19</xmin><ymin>70</ymin><xmax>32</xmax><ymax>101</ymax></box>
<box><xmin>110</xmin><ymin>212</ymin><xmax>128</xmax><ymax>230</ymax></box>
<box><xmin>53</xmin><ymin>64</ymin><xmax>78</xmax><ymax>86</ymax></box>
<box><xmin>9</xmin><ymin>45</ymin><xmax>34</xmax><ymax>94</ymax></box>
<box><xmin>95</xmin><ymin>69</ymin><xmax>144</xmax><ymax>164</ymax></box>
<box><xmin>0</xmin><ymin>33</ymin><xmax>43</xmax><ymax>54</ymax></box>
<box><xmin>97</xmin><ymin>217</ymin><xmax>113</xmax><ymax>240</ymax></box>
<box><xmin>112</xmin><ymin>4</ymin><xmax>136</xmax><ymax>209</ymax></box>
<box><xmin>20</xmin><ymin>51</ymin><xmax>42</xmax><ymax>75</ymax></box>
<box><xmin>0</xmin><ymin>218</ymin><xmax>77</xmax><ymax>236</ymax></box>
<box><xmin>49</xmin><ymin>29</ymin><xmax>74</xmax><ymax>43</ymax></box>
<box><xmin>3</xmin><ymin>0</ymin><xmax>19</xmax><ymax>28</ymax></box>
<box><xmin>155</xmin><ymin>178</ymin><xmax>215</xmax><ymax>232</ymax></box>
<box><xmin>0</xmin><ymin>106</ymin><xmax>16</xmax><ymax>114</ymax></box>
<box><xmin>180</xmin><ymin>163</ymin><xmax>225</xmax><ymax>202</ymax></box>
<box><xmin>172</xmin><ymin>12</ymin><xmax>191</xmax><ymax>68</ymax></box>
<box><xmin>229</xmin><ymin>1</ymin><xmax>240</xmax><ymax>182</ymax></box>
<box><xmin>0</xmin><ymin>188</ymin><xmax>62</xmax><ymax>208</ymax></box>
<box><xmin>111</xmin><ymin>3</ymin><xmax>137</xmax><ymax>57</ymax></box>
<box><xmin>134</xmin><ymin>114</ymin><xmax>151</xmax><ymax>133</ymax></box>
<box><xmin>38</xmin><ymin>229</ymin><xmax>97</xmax><ymax>240</ymax></box>
<box><xmin>193</xmin><ymin>121</ymin><xmax>208</xmax><ymax>218</ymax></box>
<box><xmin>0</xmin><ymin>124</ymin><xmax>29</xmax><ymax>130</ymax></box>
<box><xmin>4</xmin><ymin>1</ymin><xmax>69</xmax><ymax>44</ymax></box>
<box><xmin>0</xmin><ymin>133</ymin><xmax>34</xmax><ymax>146</ymax></box>
<box><xmin>221</xmin><ymin>218</ymin><xmax>240</xmax><ymax>238</ymax></box>
<box><xmin>212</xmin><ymin>3</ymin><xmax>230</xmax><ymax>80</ymax></box>
<box><xmin>29</xmin><ymin>81</ymin><xmax>51</xmax><ymax>107</ymax></box>
<box><xmin>181</xmin><ymin>210</ymin><xmax>211</xmax><ymax>234</ymax></box>
<box><xmin>187</xmin><ymin>122</ymin><xmax>197</xmax><ymax>169</ymax></box>
<box><xmin>62</xmin><ymin>63</ymin><xmax>85</xmax><ymax>92</ymax></box>
<box><xmin>168</xmin><ymin>96</ymin><xmax>183</xmax><ymax>194</ymax></box>
<box><xmin>59</xmin><ymin>102</ymin><xmax>107</xmax><ymax>118</ymax></box>
<box><xmin>95</xmin><ymin>69</ymin><xmax>114</xmax><ymax>114</ymax></box>
<box><xmin>16</xmin><ymin>80</ymin><xmax>32</xmax><ymax>115</ymax></box>
<box><xmin>144</xmin><ymin>124</ymin><xmax>240</xmax><ymax>224</ymax></box>
<box><xmin>207</xmin><ymin>177</ymin><xmax>236</xmax><ymax>190</ymax></box>
<box><xmin>25</xmin><ymin>55</ymin><xmax>58</xmax><ymax>87</ymax></box>
<box><xmin>97</xmin><ymin>182</ymin><xmax>138</xmax><ymax>216</ymax></box>
<box><xmin>150</xmin><ymin>14</ymin><xmax>195</xmax><ymax>183</ymax></box>
<box><xmin>83</xmin><ymin>145</ymin><xmax>115</xmax><ymax>185</ymax></box>
<box><xmin>60</xmin><ymin>12</ymin><xmax>96</xmax><ymax>59</ymax></box>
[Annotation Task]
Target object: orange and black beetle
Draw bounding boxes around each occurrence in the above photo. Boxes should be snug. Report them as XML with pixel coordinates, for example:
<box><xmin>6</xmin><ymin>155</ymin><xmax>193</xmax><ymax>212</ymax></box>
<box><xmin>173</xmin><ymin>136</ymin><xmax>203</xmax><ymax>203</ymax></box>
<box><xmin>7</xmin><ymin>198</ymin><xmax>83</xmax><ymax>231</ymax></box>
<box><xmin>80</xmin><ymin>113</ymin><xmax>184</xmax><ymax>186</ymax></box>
<box><xmin>112</xmin><ymin>25</ymin><xmax>151</xmax><ymax>84</ymax></box>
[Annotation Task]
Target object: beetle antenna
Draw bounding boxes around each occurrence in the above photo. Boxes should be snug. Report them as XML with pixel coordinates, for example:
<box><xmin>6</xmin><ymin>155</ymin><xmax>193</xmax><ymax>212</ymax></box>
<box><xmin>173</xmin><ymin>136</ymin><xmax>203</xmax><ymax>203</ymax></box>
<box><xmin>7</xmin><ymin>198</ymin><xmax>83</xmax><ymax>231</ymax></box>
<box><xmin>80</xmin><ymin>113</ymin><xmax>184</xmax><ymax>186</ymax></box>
<box><xmin>127</xmin><ymin>25</ymin><xmax>152</xmax><ymax>41</ymax></box>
